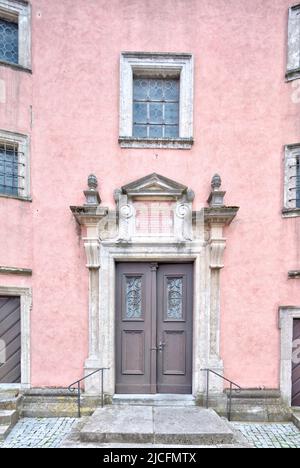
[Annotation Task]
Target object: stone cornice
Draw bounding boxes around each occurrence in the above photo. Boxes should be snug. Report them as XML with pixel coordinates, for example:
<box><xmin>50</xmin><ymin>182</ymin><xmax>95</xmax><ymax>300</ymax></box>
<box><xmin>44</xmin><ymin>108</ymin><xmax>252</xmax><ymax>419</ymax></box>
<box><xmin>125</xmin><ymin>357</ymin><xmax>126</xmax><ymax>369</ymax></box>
<box><xmin>0</xmin><ymin>266</ymin><xmax>32</xmax><ymax>276</ymax></box>
<box><xmin>70</xmin><ymin>205</ymin><xmax>108</xmax><ymax>226</ymax></box>
<box><xmin>193</xmin><ymin>207</ymin><xmax>239</xmax><ymax>226</ymax></box>
<box><xmin>288</xmin><ymin>270</ymin><xmax>300</xmax><ymax>279</ymax></box>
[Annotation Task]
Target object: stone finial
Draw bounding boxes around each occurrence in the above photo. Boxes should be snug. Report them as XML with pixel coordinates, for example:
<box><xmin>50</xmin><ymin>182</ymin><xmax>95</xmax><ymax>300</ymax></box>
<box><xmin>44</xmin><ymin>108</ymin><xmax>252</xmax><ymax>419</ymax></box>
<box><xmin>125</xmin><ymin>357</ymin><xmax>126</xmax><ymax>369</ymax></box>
<box><xmin>211</xmin><ymin>174</ymin><xmax>222</xmax><ymax>190</ymax></box>
<box><xmin>208</xmin><ymin>174</ymin><xmax>226</xmax><ymax>207</ymax></box>
<box><xmin>88</xmin><ymin>174</ymin><xmax>98</xmax><ymax>190</ymax></box>
<box><xmin>84</xmin><ymin>174</ymin><xmax>101</xmax><ymax>206</ymax></box>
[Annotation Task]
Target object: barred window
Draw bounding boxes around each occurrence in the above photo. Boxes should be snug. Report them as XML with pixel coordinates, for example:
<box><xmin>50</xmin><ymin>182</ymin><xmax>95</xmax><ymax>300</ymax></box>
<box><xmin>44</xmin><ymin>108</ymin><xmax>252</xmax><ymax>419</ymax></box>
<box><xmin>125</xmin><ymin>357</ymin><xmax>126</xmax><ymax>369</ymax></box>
<box><xmin>0</xmin><ymin>18</ymin><xmax>18</xmax><ymax>65</ymax></box>
<box><xmin>284</xmin><ymin>145</ymin><xmax>300</xmax><ymax>215</ymax></box>
<box><xmin>0</xmin><ymin>131</ymin><xmax>30</xmax><ymax>200</ymax></box>
<box><xmin>296</xmin><ymin>157</ymin><xmax>300</xmax><ymax>208</ymax></box>
<box><xmin>287</xmin><ymin>4</ymin><xmax>300</xmax><ymax>81</ymax></box>
<box><xmin>0</xmin><ymin>141</ymin><xmax>21</xmax><ymax>196</ymax></box>
<box><xmin>133</xmin><ymin>78</ymin><xmax>179</xmax><ymax>139</ymax></box>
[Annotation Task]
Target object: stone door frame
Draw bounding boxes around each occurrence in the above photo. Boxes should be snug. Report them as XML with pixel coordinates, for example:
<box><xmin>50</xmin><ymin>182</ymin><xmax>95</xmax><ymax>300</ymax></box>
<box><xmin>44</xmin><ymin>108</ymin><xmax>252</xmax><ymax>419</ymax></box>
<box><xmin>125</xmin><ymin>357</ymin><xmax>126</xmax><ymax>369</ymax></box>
<box><xmin>0</xmin><ymin>285</ymin><xmax>32</xmax><ymax>390</ymax></box>
<box><xmin>70</xmin><ymin>173</ymin><xmax>239</xmax><ymax>400</ymax></box>
<box><xmin>279</xmin><ymin>306</ymin><xmax>300</xmax><ymax>406</ymax></box>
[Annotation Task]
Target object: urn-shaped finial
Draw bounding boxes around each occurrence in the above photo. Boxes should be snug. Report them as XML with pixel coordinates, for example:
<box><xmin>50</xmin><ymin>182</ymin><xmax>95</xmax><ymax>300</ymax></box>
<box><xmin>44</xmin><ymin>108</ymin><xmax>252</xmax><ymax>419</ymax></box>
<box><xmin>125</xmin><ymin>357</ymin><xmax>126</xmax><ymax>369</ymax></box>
<box><xmin>84</xmin><ymin>174</ymin><xmax>101</xmax><ymax>205</ymax></box>
<box><xmin>88</xmin><ymin>174</ymin><xmax>98</xmax><ymax>191</ymax></box>
<box><xmin>208</xmin><ymin>174</ymin><xmax>225</xmax><ymax>207</ymax></box>
<box><xmin>211</xmin><ymin>174</ymin><xmax>222</xmax><ymax>190</ymax></box>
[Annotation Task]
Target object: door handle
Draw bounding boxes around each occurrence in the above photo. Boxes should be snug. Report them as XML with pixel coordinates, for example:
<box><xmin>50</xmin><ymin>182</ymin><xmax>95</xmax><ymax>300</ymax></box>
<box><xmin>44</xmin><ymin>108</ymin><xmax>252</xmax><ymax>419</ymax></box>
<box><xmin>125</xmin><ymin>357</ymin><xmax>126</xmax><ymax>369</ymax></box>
<box><xmin>151</xmin><ymin>342</ymin><xmax>166</xmax><ymax>352</ymax></box>
<box><xmin>158</xmin><ymin>341</ymin><xmax>166</xmax><ymax>352</ymax></box>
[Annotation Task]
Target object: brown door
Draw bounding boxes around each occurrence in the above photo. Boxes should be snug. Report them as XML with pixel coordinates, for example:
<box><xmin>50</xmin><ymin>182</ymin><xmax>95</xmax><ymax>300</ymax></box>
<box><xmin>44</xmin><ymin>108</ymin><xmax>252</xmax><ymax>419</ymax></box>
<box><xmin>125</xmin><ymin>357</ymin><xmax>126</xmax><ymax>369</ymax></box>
<box><xmin>292</xmin><ymin>319</ymin><xmax>300</xmax><ymax>407</ymax></box>
<box><xmin>0</xmin><ymin>297</ymin><xmax>21</xmax><ymax>384</ymax></box>
<box><xmin>116</xmin><ymin>263</ymin><xmax>193</xmax><ymax>394</ymax></box>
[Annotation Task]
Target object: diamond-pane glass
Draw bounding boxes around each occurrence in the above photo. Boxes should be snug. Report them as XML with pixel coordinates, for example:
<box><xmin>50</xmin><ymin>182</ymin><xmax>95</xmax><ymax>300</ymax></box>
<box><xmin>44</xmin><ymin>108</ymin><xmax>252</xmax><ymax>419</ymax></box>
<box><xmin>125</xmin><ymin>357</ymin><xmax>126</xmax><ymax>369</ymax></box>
<box><xmin>167</xmin><ymin>278</ymin><xmax>183</xmax><ymax>320</ymax></box>
<box><xmin>0</xmin><ymin>19</ymin><xmax>18</xmax><ymax>65</ymax></box>
<box><xmin>0</xmin><ymin>143</ymin><xmax>19</xmax><ymax>196</ymax></box>
<box><xmin>126</xmin><ymin>277</ymin><xmax>142</xmax><ymax>319</ymax></box>
<box><xmin>133</xmin><ymin>78</ymin><xmax>179</xmax><ymax>138</ymax></box>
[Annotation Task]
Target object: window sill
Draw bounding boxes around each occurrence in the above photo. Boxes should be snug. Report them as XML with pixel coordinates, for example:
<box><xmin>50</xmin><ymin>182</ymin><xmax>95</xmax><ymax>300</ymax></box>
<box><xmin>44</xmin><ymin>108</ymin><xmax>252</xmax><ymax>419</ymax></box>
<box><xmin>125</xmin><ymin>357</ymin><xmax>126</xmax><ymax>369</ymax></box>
<box><xmin>119</xmin><ymin>137</ymin><xmax>194</xmax><ymax>150</ymax></box>
<box><xmin>0</xmin><ymin>60</ymin><xmax>32</xmax><ymax>74</ymax></box>
<box><xmin>286</xmin><ymin>68</ymin><xmax>300</xmax><ymax>82</ymax></box>
<box><xmin>0</xmin><ymin>193</ymin><xmax>32</xmax><ymax>202</ymax></box>
<box><xmin>282</xmin><ymin>207</ymin><xmax>300</xmax><ymax>218</ymax></box>
<box><xmin>288</xmin><ymin>270</ymin><xmax>300</xmax><ymax>279</ymax></box>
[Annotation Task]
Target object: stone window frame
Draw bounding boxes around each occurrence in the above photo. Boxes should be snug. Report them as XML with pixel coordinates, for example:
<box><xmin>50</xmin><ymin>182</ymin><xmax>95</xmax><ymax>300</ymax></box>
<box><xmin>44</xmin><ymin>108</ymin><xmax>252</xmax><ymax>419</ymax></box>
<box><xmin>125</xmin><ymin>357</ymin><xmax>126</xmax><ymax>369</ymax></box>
<box><xmin>286</xmin><ymin>4</ymin><xmax>300</xmax><ymax>81</ymax></box>
<box><xmin>0</xmin><ymin>285</ymin><xmax>32</xmax><ymax>390</ymax></box>
<box><xmin>0</xmin><ymin>0</ymin><xmax>31</xmax><ymax>70</ymax></box>
<box><xmin>0</xmin><ymin>129</ymin><xmax>30</xmax><ymax>201</ymax></box>
<box><xmin>283</xmin><ymin>144</ymin><xmax>300</xmax><ymax>218</ymax></box>
<box><xmin>279</xmin><ymin>306</ymin><xmax>300</xmax><ymax>406</ymax></box>
<box><xmin>119</xmin><ymin>52</ymin><xmax>194</xmax><ymax>150</ymax></box>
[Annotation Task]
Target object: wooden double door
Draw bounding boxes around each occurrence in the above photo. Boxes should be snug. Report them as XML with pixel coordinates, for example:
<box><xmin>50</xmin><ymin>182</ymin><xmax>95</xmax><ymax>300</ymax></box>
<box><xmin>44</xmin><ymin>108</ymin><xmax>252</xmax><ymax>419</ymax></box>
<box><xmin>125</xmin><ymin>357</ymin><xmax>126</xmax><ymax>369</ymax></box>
<box><xmin>116</xmin><ymin>263</ymin><xmax>193</xmax><ymax>394</ymax></box>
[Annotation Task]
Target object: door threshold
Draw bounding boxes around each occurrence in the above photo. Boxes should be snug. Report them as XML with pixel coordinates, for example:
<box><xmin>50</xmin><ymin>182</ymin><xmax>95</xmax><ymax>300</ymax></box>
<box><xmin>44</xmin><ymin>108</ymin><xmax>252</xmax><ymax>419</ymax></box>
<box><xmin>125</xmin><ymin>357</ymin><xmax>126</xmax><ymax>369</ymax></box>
<box><xmin>112</xmin><ymin>394</ymin><xmax>196</xmax><ymax>406</ymax></box>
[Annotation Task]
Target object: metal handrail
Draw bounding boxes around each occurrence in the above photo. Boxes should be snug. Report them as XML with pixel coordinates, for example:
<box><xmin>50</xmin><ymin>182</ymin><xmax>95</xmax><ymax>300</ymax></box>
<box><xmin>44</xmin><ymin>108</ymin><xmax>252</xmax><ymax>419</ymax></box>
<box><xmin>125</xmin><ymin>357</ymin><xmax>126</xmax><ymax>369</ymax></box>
<box><xmin>68</xmin><ymin>367</ymin><xmax>110</xmax><ymax>418</ymax></box>
<box><xmin>201</xmin><ymin>368</ymin><xmax>242</xmax><ymax>421</ymax></box>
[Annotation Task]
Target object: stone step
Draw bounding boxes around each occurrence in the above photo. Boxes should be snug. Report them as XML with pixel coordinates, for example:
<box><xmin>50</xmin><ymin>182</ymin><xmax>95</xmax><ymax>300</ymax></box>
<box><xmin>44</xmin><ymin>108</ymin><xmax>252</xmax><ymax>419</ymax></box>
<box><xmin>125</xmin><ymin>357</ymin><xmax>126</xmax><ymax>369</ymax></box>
<box><xmin>292</xmin><ymin>410</ymin><xmax>300</xmax><ymax>430</ymax></box>
<box><xmin>0</xmin><ymin>410</ymin><xmax>18</xmax><ymax>426</ymax></box>
<box><xmin>113</xmin><ymin>394</ymin><xmax>196</xmax><ymax>407</ymax></box>
<box><xmin>0</xmin><ymin>424</ymin><xmax>11</xmax><ymax>441</ymax></box>
<box><xmin>0</xmin><ymin>395</ymin><xmax>22</xmax><ymax>411</ymax></box>
<box><xmin>80</xmin><ymin>406</ymin><xmax>234</xmax><ymax>446</ymax></box>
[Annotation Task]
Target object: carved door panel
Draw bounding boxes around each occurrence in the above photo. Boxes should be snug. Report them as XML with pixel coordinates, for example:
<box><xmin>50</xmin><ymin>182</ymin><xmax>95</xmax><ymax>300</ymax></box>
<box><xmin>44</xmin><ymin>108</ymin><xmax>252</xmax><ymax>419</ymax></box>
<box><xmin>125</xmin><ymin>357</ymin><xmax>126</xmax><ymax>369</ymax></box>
<box><xmin>116</xmin><ymin>263</ymin><xmax>193</xmax><ymax>394</ymax></box>
<box><xmin>156</xmin><ymin>264</ymin><xmax>193</xmax><ymax>394</ymax></box>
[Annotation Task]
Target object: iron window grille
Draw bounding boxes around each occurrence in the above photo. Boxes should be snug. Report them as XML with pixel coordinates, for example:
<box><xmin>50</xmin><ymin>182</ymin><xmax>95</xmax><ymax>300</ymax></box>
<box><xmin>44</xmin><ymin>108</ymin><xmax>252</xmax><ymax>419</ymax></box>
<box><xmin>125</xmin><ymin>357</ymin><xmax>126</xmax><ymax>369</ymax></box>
<box><xmin>0</xmin><ymin>141</ymin><xmax>24</xmax><ymax>196</ymax></box>
<box><xmin>133</xmin><ymin>77</ymin><xmax>180</xmax><ymax>139</ymax></box>
<box><xmin>288</xmin><ymin>155</ymin><xmax>300</xmax><ymax>208</ymax></box>
<box><xmin>0</xmin><ymin>17</ymin><xmax>18</xmax><ymax>65</ymax></box>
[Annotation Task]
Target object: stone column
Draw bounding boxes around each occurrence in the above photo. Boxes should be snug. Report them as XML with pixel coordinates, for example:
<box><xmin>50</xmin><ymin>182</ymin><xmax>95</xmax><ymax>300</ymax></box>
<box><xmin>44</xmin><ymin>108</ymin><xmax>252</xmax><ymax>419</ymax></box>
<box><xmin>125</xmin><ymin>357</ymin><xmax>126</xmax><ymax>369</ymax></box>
<box><xmin>70</xmin><ymin>175</ymin><xmax>108</xmax><ymax>396</ymax></box>
<box><xmin>84</xmin><ymin>238</ymin><xmax>100</xmax><ymax>372</ymax></box>
<box><xmin>208</xmin><ymin>223</ymin><xmax>226</xmax><ymax>392</ymax></box>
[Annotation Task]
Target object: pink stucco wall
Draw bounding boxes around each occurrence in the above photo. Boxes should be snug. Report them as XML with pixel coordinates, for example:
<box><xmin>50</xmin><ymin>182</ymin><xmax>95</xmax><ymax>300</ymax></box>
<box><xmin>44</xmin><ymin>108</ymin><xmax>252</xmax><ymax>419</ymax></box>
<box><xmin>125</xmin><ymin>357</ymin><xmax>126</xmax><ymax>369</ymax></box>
<box><xmin>0</xmin><ymin>0</ymin><xmax>299</xmax><ymax>388</ymax></box>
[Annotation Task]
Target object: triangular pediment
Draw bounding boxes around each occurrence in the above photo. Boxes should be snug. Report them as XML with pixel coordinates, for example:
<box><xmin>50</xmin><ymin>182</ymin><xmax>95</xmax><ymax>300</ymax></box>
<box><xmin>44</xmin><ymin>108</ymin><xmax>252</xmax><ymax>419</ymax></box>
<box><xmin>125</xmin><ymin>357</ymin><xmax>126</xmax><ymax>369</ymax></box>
<box><xmin>121</xmin><ymin>173</ymin><xmax>188</xmax><ymax>198</ymax></box>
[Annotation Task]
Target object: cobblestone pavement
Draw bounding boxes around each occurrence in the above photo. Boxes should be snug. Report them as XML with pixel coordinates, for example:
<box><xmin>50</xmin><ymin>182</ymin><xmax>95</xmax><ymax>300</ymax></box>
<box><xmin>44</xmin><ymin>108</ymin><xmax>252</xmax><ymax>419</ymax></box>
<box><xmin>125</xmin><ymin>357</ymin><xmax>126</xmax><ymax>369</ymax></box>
<box><xmin>0</xmin><ymin>418</ymin><xmax>78</xmax><ymax>448</ymax></box>
<box><xmin>0</xmin><ymin>418</ymin><xmax>300</xmax><ymax>448</ymax></box>
<box><xmin>232</xmin><ymin>422</ymin><xmax>300</xmax><ymax>448</ymax></box>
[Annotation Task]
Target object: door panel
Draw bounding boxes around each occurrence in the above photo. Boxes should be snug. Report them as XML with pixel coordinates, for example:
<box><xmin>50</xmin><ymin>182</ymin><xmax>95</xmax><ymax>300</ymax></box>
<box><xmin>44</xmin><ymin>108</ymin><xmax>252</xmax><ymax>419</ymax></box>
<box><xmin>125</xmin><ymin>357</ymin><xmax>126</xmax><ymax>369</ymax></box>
<box><xmin>116</xmin><ymin>263</ymin><xmax>193</xmax><ymax>394</ymax></box>
<box><xmin>116</xmin><ymin>264</ymin><xmax>152</xmax><ymax>394</ymax></box>
<box><xmin>292</xmin><ymin>319</ymin><xmax>300</xmax><ymax>406</ymax></box>
<box><xmin>122</xmin><ymin>330</ymin><xmax>145</xmax><ymax>375</ymax></box>
<box><xmin>157</xmin><ymin>264</ymin><xmax>193</xmax><ymax>394</ymax></box>
<box><xmin>0</xmin><ymin>297</ymin><xmax>21</xmax><ymax>384</ymax></box>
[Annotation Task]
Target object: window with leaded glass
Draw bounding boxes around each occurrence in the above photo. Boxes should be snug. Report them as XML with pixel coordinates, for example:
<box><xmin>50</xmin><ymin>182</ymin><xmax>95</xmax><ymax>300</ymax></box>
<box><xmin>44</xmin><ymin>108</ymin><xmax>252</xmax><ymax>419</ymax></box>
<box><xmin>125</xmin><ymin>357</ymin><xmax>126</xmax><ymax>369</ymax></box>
<box><xmin>0</xmin><ymin>141</ymin><xmax>19</xmax><ymax>196</ymax></box>
<box><xmin>133</xmin><ymin>78</ymin><xmax>179</xmax><ymax>139</ymax></box>
<box><xmin>0</xmin><ymin>17</ymin><xmax>18</xmax><ymax>64</ymax></box>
